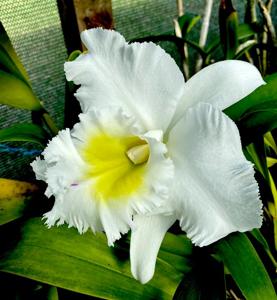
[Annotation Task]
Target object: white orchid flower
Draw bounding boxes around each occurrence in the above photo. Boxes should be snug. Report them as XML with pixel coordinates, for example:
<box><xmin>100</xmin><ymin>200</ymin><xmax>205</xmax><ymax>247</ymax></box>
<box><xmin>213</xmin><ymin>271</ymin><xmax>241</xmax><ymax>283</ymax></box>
<box><xmin>31</xmin><ymin>28</ymin><xmax>264</xmax><ymax>284</ymax></box>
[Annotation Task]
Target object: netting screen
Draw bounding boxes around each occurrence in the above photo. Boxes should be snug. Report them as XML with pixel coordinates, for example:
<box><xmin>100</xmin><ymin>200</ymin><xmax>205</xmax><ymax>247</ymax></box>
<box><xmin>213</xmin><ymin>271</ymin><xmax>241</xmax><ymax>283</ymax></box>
<box><xmin>0</xmin><ymin>0</ymin><xmax>275</xmax><ymax>179</ymax></box>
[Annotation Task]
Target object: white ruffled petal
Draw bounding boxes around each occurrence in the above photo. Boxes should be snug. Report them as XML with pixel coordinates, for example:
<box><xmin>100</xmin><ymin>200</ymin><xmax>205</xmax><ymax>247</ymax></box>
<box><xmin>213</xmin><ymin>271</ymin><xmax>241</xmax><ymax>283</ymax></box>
<box><xmin>43</xmin><ymin>182</ymin><xmax>102</xmax><ymax>234</ymax></box>
<box><xmin>170</xmin><ymin>60</ymin><xmax>265</xmax><ymax>127</ymax></box>
<box><xmin>130</xmin><ymin>214</ymin><xmax>175</xmax><ymax>284</ymax></box>
<box><xmin>64</xmin><ymin>28</ymin><xmax>185</xmax><ymax>132</ymax></box>
<box><xmin>31</xmin><ymin>157</ymin><xmax>47</xmax><ymax>181</ymax></box>
<box><xmin>168</xmin><ymin>102</ymin><xmax>263</xmax><ymax>247</ymax></box>
<box><xmin>32</xmin><ymin>107</ymin><xmax>174</xmax><ymax>246</ymax></box>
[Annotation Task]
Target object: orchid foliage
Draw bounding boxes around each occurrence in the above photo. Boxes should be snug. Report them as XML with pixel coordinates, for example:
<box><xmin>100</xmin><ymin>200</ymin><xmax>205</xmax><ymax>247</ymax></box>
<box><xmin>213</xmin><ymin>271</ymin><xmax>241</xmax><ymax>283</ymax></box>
<box><xmin>0</xmin><ymin>1</ymin><xmax>277</xmax><ymax>299</ymax></box>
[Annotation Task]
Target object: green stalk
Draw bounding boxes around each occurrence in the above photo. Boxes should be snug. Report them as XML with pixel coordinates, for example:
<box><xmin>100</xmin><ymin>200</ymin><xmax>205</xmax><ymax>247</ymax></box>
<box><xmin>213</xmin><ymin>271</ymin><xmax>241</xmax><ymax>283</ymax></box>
<box><xmin>41</xmin><ymin>111</ymin><xmax>59</xmax><ymax>136</ymax></box>
<box><xmin>245</xmin><ymin>0</ymin><xmax>257</xmax><ymax>24</ymax></box>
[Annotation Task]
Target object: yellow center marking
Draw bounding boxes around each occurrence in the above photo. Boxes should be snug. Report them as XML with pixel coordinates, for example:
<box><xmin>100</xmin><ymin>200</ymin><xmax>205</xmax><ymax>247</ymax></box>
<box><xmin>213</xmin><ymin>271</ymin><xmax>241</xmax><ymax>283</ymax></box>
<box><xmin>81</xmin><ymin>133</ymin><xmax>149</xmax><ymax>201</ymax></box>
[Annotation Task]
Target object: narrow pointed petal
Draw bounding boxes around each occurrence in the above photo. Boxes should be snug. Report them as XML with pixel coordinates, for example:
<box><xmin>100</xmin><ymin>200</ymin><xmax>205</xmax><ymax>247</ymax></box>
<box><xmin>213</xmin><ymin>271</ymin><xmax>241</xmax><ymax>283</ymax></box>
<box><xmin>130</xmin><ymin>214</ymin><xmax>175</xmax><ymax>284</ymax></box>
<box><xmin>64</xmin><ymin>28</ymin><xmax>185</xmax><ymax>132</ymax></box>
<box><xmin>168</xmin><ymin>103</ymin><xmax>263</xmax><ymax>247</ymax></box>
<box><xmin>171</xmin><ymin>60</ymin><xmax>265</xmax><ymax>127</ymax></box>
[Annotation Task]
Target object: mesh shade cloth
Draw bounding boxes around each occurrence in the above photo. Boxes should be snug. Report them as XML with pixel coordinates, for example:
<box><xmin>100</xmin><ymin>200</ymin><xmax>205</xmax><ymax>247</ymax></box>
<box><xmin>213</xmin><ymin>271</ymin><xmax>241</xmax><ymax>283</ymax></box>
<box><xmin>0</xmin><ymin>0</ymin><xmax>276</xmax><ymax>179</ymax></box>
<box><xmin>0</xmin><ymin>0</ymin><xmax>67</xmax><ymax>179</ymax></box>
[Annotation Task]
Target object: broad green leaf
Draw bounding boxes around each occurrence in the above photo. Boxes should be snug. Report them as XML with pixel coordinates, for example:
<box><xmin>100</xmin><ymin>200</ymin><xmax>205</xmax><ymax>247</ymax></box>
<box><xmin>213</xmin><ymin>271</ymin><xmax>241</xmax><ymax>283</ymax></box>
<box><xmin>225</xmin><ymin>73</ymin><xmax>277</xmax><ymax>120</ymax></box>
<box><xmin>0</xmin><ymin>218</ymin><xmax>185</xmax><ymax>300</ymax></box>
<box><xmin>0</xmin><ymin>123</ymin><xmax>49</xmax><ymax>145</ymax></box>
<box><xmin>0</xmin><ymin>45</ymin><xmax>29</xmax><ymax>84</ymax></box>
<box><xmin>0</xmin><ymin>22</ymin><xmax>30</xmax><ymax>85</ymax></box>
<box><xmin>0</xmin><ymin>179</ymin><xmax>38</xmax><ymax>225</ymax></box>
<box><xmin>237</xmin><ymin>101</ymin><xmax>277</xmax><ymax>145</ymax></box>
<box><xmin>0</xmin><ymin>70</ymin><xmax>42</xmax><ymax>110</ymax></box>
<box><xmin>178</xmin><ymin>13</ymin><xmax>201</xmax><ymax>37</ymax></box>
<box><xmin>224</xmin><ymin>73</ymin><xmax>277</xmax><ymax>145</ymax></box>
<box><xmin>213</xmin><ymin>233</ymin><xmax>276</xmax><ymax>300</ymax></box>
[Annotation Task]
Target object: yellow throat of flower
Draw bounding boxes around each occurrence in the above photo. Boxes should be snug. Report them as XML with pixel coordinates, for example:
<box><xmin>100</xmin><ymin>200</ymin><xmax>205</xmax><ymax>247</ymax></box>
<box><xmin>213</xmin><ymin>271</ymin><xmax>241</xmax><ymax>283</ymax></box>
<box><xmin>81</xmin><ymin>133</ymin><xmax>150</xmax><ymax>201</ymax></box>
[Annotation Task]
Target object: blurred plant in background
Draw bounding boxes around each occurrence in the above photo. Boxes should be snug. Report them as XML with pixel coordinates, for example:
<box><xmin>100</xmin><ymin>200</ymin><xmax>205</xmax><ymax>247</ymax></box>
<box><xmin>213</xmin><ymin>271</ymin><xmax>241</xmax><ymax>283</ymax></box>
<box><xmin>0</xmin><ymin>0</ymin><xmax>276</xmax><ymax>299</ymax></box>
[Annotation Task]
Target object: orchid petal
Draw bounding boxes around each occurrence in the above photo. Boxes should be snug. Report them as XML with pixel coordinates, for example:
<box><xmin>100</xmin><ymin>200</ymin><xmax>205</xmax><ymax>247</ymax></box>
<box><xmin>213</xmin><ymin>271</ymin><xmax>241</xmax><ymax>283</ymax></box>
<box><xmin>32</xmin><ymin>107</ymin><xmax>174</xmax><ymax>246</ymax></box>
<box><xmin>64</xmin><ymin>28</ymin><xmax>185</xmax><ymax>132</ymax></box>
<box><xmin>130</xmin><ymin>214</ymin><xmax>175</xmax><ymax>284</ymax></box>
<box><xmin>168</xmin><ymin>102</ymin><xmax>263</xmax><ymax>247</ymax></box>
<box><xmin>171</xmin><ymin>60</ymin><xmax>265</xmax><ymax>127</ymax></box>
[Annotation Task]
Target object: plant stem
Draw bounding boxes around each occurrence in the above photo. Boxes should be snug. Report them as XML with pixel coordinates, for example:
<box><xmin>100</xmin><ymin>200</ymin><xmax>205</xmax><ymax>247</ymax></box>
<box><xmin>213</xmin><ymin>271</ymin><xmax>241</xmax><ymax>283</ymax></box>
<box><xmin>195</xmin><ymin>0</ymin><xmax>213</xmax><ymax>72</ymax></box>
<box><xmin>257</xmin><ymin>0</ymin><xmax>277</xmax><ymax>47</ymax></box>
<box><xmin>174</xmin><ymin>19</ymin><xmax>190</xmax><ymax>79</ymax></box>
<box><xmin>41</xmin><ymin>111</ymin><xmax>59</xmax><ymax>136</ymax></box>
<box><xmin>245</xmin><ymin>0</ymin><xmax>257</xmax><ymax>23</ymax></box>
<box><xmin>175</xmin><ymin>0</ymin><xmax>190</xmax><ymax>79</ymax></box>
<box><xmin>176</xmin><ymin>0</ymin><xmax>184</xmax><ymax>16</ymax></box>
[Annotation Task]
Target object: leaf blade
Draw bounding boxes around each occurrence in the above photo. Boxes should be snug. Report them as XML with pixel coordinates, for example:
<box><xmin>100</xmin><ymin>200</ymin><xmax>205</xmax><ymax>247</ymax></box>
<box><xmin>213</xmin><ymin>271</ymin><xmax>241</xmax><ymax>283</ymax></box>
<box><xmin>0</xmin><ymin>179</ymin><xmax>38</xmax><ymax>225</ymax></box>
<box><xmin>0</xmin><ymin>123</ymin><xmax>49</xmax><ymax>145</ymax></box>
<box><xmin>0</xmin><ymin>70</ymin><xmax>42</xmax><ymax>110</ymax></box>
<box><xmin>0</xmin><ymin>218</ymin><xmax>184</xmax><ymax>300</ymax></box>
<box><xmin>212</xmin><ymin>233</ymin><xmax>276</xmax><ymax>300</ymax></box>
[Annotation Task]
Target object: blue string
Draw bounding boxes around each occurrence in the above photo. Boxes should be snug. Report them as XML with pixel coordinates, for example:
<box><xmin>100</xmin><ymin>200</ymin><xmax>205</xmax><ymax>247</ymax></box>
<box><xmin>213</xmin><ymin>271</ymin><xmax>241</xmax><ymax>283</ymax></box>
<box><xmin>0</xmin><ymin>144</ymin><xmax>42</xmax><ymax>156</ymax></box>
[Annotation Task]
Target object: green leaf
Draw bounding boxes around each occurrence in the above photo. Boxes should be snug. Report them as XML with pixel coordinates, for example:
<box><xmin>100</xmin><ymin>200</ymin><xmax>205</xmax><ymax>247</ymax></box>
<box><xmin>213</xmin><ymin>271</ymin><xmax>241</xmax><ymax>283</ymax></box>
<box><xmin>159</xmin><ymin>233</ymin><xmax>193</xmax><ymax>274</ymax></box>
<box><xmin>0</xmin><ymin>179</ymin><xmax>38</xmax><ymax>225</ymax></box>
<box><xmin>264</xmin><ymin>132</ymin><xmax>277</xmax><ymax>155</ymax></box>
<box><xmin>178</xmin><ymin>13</ymin><xmax>201</xmax><ymax>37</ymax></box>
<box><xmin>244</xmin><ymin>136</ymin><xmax>269</xmax><ymax>181</ymax></box>
<box><xmin>237</xmin><ymin>101</ymin><xmax>277</xmax><ymax>145</ymax></box>
<box><xmin>224</xmin><ymin>73</ymin><xmax>277</xmax><ymax>145</ymax></box>
<box><xmin>0</xmin><ymin>70</ymin><xmax>42</xmax><ymax>110</ymax></box>
<box><xmin>205</xmin><ymin>36</ymin><xmax>220</xmax><ymax>55</ymax></box>
<box><xmin>213</xmin><ymin>233</ymin><xmax>276</xmax><ymax>300</ymax></box>
<box><xmin>249</xmin><ymin>229</ymin><xmax>277</xmax><ymax>268</ymax></box>
<box><xmin>234</xmin><ymin>40</ymin><xmax>257</xmax><ymax>59</ymax></box>
<box><xmin>225</xmin><ymin>73</ymin><xmax>277</xmax><ymax>120</ymax></box>
<box><xmin>237</xmin><ymin>23</ymin><xmax>258</xmax><ymax>40</ymax></box>
<box><xmin>0</xmin><ymin>22</ymin><xmax>30</xmax><ymax>85</ymax></box>
<box><xmin>267</xmin><ymin>157</ymin><xmax>277</xmax><ymax>168</ymax></box>
<box><xmin>0</xmin><ymin>45</ymin><xmax>29</xmax><ymax>85</ymax></box>
<box><xmin>0</xmin><ymin>218</ymin><xmax>185</xmax><ymax>300</ymax></box>
<box><xmin>68</xmin><ymin>50</ymin><xmax>82</xmax><ymax>62</ymax></box>
<box><xmin>0</xmin><ymin>123</ymin><xmax>49</xmax><ymax>145</ymax></box>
